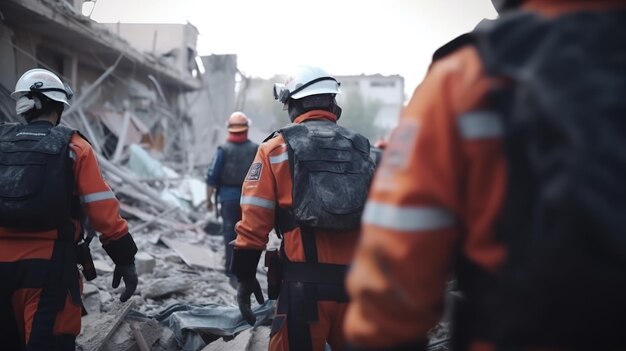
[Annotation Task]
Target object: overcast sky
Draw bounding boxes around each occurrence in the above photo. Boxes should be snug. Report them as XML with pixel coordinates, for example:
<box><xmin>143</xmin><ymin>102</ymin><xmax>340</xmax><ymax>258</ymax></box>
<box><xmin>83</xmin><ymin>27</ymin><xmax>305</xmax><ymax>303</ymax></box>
<box><xmin>90</xmin><ymin>0</ymin><xmax>497</xmax><ymax>96</ymax></box>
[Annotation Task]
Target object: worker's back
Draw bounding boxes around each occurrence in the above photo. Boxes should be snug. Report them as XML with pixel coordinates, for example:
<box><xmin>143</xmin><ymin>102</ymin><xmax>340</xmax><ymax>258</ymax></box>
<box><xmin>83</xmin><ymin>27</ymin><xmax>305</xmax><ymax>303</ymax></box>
<box><xmin>345</xmin><ymin>1</ymin><xmax>626</xmax><ymax>350</ymax></box>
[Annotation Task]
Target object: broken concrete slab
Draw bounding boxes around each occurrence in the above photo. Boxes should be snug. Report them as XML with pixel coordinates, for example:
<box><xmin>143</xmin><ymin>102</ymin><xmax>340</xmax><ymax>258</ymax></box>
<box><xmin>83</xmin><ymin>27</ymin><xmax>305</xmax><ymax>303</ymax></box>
<box><xmin>83</xmin><ymin>283</ymin><xmax>99</xmax><ymax>297</ymax></box>
<box><xmin>201</xmin><ymin>327</ymin><xmax>253</xmax><ymax>351</ymax></box>
<box><xmin>142</xmin><ymin>276</ymin><xmax>193</xmax><ymax>299</ymax></box>
<box><xmin>160</xmin><ymin>236</ymin><xmax>222</xmax><ymax>270</ymax></box>
<box><xmin>201</xmin><ymin>325</ymin><xmax>271</xmax><ymax>351</ymax></box>
<box><xmin>247</xmin><ymin>325</ymin><xmax>271</xmax><ymax>351</ymax></box>
<box><xmin>120</xmin><ymin>203</ymin><xmax>193</xmax><ymax>232</ymax></box>
<box><xmin>135</xmin><ymin>252</ymin><xmax>156</xmax><ymax>275</ymax></box>
<box><xmin>77</xmin><ymin>298</ymin><xmax>137</xmax><ymax>351</ymax></box>
<box><xmin>151</xmin><ymin>326</ymin><xmax>177</xmax><ymax>351</ymax></box>
<box><xmin>102</xmin><ymin>319</ymin><xmax>162</xmax><ymax>351</ymax></box>
<box><xmin>94</xmin><ymin>259</ymin><xmax>114</xmax><ymax>274</ymax></box>
<box><xmin>82</xmin><ymin>291</ymin><xmax>101</xmax><ymax>316</ymax></box>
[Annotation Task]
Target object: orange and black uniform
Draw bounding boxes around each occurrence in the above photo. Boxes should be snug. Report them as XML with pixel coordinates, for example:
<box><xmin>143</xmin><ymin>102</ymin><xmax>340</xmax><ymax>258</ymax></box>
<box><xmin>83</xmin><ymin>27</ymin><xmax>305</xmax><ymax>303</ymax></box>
<box><xmin>0</xmin><ymin>121</ymin><xmax>136</xmax><ymax>350</ymax></box>
<box><xmin>232</xmin><ymin>110</ymin><xmax>360</xmax><ymax>351</ymax></box>
<box><xmin>344</xmin><ymin>1</ymin><xmax>626</xmax><ymax>350</ymax></box>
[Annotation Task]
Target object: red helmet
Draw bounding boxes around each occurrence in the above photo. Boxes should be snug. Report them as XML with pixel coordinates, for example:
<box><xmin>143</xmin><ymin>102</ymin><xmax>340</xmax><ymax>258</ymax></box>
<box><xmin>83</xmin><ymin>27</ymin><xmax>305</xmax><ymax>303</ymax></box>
<box><xmin>226</xmin><ymin>111</ymin><xmax>250</xmax><ymax>133</ymax></box>
<box><xmin>374</xmin><ymin>139</ymin><xmax>388</xmax><ymax>150</ymax></box>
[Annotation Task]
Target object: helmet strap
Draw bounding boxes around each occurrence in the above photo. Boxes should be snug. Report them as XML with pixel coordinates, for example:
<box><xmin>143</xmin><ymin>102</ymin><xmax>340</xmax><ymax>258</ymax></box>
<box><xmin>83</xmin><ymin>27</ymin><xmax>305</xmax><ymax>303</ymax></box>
<box><xmin>287</xmin><ymin>94</ymin><xmax>341</xmax><ymax>121</ymax></box>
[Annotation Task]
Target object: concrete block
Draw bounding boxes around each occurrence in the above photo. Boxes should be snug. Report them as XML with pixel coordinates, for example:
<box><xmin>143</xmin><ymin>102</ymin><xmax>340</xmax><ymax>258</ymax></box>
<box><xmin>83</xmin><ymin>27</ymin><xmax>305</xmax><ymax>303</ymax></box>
<box><xmin>94</xmin><ymin>259</ymin><xmax>114</xmax><ymax>274</ymax></box>
<box><xmin>83</xmin><ymin>283</ymin><xmax>99</xmax><ymax>297</ymax></box>
<box><xmin>135</xmin><ymin>252</ymin><xmax>156</xmax><ymax>275</ymax></box>
<box><xmin>142</xmin><ymin>276</ymin><xmax>192</xmax><ymax>299</ymax></box>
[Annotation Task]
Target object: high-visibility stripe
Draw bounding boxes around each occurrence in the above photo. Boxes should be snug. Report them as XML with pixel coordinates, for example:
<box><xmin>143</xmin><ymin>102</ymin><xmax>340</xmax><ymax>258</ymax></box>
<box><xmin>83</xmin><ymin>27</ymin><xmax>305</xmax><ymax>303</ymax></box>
<box><xmin>81</xmin><ymin>191</ymin><xmax>116</xmax><ymax>204</ymax></box>
<box><xmin>458</xmin><ymin>111</ymin><xmax>503</xmax><ymax>140</ymax></box>
<box><xmin>270</xmin><ymin>152</ymin><xmax>289</xmax><ymax>164</ymax></box>
<box><xmin>363</xmin><ymin>201</ymin><xmax>456</xmax><ymax>232</ymax></box>
<box><xmin>240</xmin><ymin>196</ymin><xmax>275</xmax><ymax>209</ymax></box>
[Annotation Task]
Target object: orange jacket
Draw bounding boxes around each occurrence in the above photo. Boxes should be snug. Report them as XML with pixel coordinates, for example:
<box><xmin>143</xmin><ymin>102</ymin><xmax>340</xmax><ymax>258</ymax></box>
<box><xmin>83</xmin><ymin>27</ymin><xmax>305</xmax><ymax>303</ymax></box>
<box><xmin>234</xmin><ymin>110</ymin><xmax>359</xmax><ymax>265</ymax></box>
<box><xmin>0</xmin><ymin>132</ymin><xmax>128</xmax><ymax>262</ymax></box>
<box><xmin>344</xmin><ymin>1</ymin><xmax>626</xmax><ymax>350</ymax></box>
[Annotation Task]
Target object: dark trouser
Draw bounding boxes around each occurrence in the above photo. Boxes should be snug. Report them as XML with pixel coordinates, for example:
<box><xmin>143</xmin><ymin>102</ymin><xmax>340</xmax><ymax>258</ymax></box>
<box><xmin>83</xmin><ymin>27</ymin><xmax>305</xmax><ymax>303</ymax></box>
<box><xmin>269</xmin><ymin>281</ymin><xmax>349</xmax><ymax>351</ymax></box>
<box><xmin>0</xmin><ymin>258</ymin><xmax>79</xmax><ymax>351</ymax></box>
<box><xmin>220</xmin><ymin>200</ymin><xmax>241</xmax><ymax>277</ymax></box>
<box><xmin>269</xmin><ymin>262</ymin><xmax>350</xmax><ymax>351</ymax></box>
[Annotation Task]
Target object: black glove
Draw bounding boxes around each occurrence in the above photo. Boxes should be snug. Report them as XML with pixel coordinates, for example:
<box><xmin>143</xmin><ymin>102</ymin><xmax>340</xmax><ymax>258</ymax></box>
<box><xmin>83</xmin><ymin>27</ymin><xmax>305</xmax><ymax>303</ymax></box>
<box><xmin>231</xmin><ymin>249</ymin><xmax>263</xmax><ymax>325</ymax></box>
<box><xmin>112</xmin><ymin>264</ymin><xmax>138</xmax><ymax>302</ymax></box>
<box><xmin>103</xmin><ymin>233</ymin><xmax>138</xmax><ymax>302</ymax></box>
<box><xmin>237</xmin><ymin>277</ymin><xmax>265</xmax><ymax>325</ymax></box>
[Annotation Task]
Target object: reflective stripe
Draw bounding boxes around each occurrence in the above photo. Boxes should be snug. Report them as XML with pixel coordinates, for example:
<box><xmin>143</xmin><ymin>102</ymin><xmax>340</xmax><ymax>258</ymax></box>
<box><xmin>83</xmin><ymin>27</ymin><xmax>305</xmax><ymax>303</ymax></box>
<box><xmin>270</xmin><ymin>152</ymin><xmax>289</xmax><ymax>164</ymax></box>
<box><xmin>458</xmin><ymin>111</ymin><xmax>503</xmax><ymax>140</ymax></box>
<box><xmin>69</xmin><ymin>150</ymin><xmax>76</xmax><ymax>160</ymax></box>
<box><xmin>240</xmin><ymin>195</ymin><xmax>275</xmax><ymax>209</ymax></box>
<box><xmin>363</xmin><ymin>201</ymin><xmax>455</xmax><ymax>232</ymax></box>
<box><xmin>81</xmin><ymin>191</ymin><xmax>116</xmax><ymax>204</ymax></box>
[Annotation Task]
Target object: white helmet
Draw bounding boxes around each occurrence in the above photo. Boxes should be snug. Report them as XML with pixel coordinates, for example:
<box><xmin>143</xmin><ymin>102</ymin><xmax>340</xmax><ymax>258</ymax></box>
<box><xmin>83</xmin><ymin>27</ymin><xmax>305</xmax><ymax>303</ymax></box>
<box><xmin>273</xmin><ymin>66</ymin><xmax>341</xmax><ymax>106</ymax></box>
<box><xmin>11</xmin><ymin>68</ymin><xmax>73</xmax><ymax>106</ymax></box>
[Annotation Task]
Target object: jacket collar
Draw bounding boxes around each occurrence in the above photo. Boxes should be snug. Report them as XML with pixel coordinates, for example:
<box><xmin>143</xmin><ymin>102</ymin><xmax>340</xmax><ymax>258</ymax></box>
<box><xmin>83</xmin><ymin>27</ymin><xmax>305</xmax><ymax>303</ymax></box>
<box><xmin>293</xmin><ymin>110</ymin><xmax>338</xmax><ymax>124</ymax></box>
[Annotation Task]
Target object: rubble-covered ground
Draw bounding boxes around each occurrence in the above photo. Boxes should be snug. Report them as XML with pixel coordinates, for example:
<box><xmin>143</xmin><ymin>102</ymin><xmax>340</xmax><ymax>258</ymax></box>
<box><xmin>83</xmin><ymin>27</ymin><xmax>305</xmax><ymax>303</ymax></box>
<box><xmin>77</xmin><ymin>215</ymin><xmax>281</xmax><ymax>351</ymax></box>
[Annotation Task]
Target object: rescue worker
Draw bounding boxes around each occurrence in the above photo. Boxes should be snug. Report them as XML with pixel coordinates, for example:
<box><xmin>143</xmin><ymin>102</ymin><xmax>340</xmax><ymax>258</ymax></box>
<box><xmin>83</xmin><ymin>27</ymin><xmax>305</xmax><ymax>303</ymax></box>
<box><xmin>344</xmin><ymin>0</ymin><xmax>626</xmax><ymax>350</ymax></box>
<box><xmin>0</xmin><ymin>68</ymin><xmax>138</xmax><ymax>350</ymax></box>
<box><xmin>231</xmin><ymin>65</ymin><xmax>374</xmax><ymax>351</ymax></box>
<box><xmin>206</xmin><ymin>111</ymin><xmax>258</xmax><ymax>283</ymax></box>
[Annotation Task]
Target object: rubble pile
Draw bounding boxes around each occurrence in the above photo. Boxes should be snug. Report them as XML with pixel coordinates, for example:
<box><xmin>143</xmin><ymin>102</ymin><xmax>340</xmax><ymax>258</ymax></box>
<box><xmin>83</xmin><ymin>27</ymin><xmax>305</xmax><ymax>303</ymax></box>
<box><xmin>72</xmin><ymin>140</ymin><xmax>276</xmax><ymax>351</ymax></box>
<box><xmin>0</xmin><ymin>1</ymin><xmax>264</xmax><ymax>349</ymax></box>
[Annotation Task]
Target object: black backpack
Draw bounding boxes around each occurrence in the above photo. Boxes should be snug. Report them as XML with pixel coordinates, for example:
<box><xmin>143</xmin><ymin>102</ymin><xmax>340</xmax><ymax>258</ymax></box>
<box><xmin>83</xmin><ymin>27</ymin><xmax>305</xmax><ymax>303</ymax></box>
<box><xmin>277</xmin><ymin>119</ymin><xmax>374</xmax><ymax>231</ymax></box>
<box><xmin>464</xmin><ymin>10</ymin><xmax>626</xmax><ymax>349</ymax></box>
<box><xmin>0</xmin><ymin>123</ymin><xmax>77</xmax><ymax>232</ymax></box>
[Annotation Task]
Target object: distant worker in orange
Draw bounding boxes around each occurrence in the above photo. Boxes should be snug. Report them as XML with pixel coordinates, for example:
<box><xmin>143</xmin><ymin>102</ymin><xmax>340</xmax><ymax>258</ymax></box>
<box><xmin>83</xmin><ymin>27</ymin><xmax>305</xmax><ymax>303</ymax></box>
<box><xmin>0</xmin><ymin>68</ymin><xmax>138</xmax><ymax>350</ymax></box>
<box><xmin>206</xmin><ymin>111</ymin><xmax>258</xmax><ymax>283</ymax></box>
<box><xmin>345</xmin><ymin>0</ymin><xmax>626</xmax><ymax>350</ymax></box>
<box><xmin>231</xmin><ymin>65</ymin><xmax>374</xmax><ymax>351</ymax></box>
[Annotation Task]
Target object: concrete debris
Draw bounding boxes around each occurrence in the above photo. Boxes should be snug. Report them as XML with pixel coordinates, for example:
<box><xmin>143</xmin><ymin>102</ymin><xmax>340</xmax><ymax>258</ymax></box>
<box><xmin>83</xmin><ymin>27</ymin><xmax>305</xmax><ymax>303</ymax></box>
<box><xmin>160</xmin><ymin>237</ymin><xmax>222</xmax><ymax>270</ymax></box>
<box><xmin>143</xmin><ymin>276</ymin><xmax>193</xmax><ymax>299</ymax></box>
<box><xmin>94</xmin><ymin>259</ymin><xmax>115</xmax><ymax>274</ymax></box>
<box><xmin>83</xmin><ymin>283</ymin><xmax>99</xmax><ymax>297</ymax></box>
<box><xmin>103</xmin><ymin>319</ymin><xmax>162</xmax><ymax>351</ymax></box>
<box><xmin>201</xmin><ymin>325</ymin><xmax>271</xmax><ymax>351</ymax></box>
<box><xmin>247</xmin><ymin>325</ymin><xmax>272</xmax><ymax>351</ymax></box>
<box><xmin>0</xmin><ymin>2</ymin><xmax>270</xmax><ymax>350</ymax></box>
<box><xmin>151</xmin><ymin>327</ymin><xmax>178</xmax><ymax>351</ymax></box>
<box><xmin>77</xmin><ymin>298</ymin><xmax>137</xmax><ymax>351</ymax></box>
<box><xmin>128</xmin><ymin>144</ymin><xmax>176</xmax><ymax>180</ymax></box>
<box><xmin>135</xmin><ymin>252</ymin><xmax>156</xmax><ymax>275</ymax></box>
<box><xmin>82</xmin><ymin>283</ymin><xmax>101</xmax><ymax>315</ymax></box>
<box><xmin>201</xmin><ymin>328</ymin><xmax>253</xmax><ymax>351</ymax></box>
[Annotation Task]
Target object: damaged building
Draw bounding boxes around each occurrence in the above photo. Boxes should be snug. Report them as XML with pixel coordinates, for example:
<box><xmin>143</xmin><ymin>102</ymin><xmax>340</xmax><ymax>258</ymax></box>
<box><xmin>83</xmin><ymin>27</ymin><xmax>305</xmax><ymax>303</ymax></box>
<box><xmin>0</xmin><ymin>1</ymin><xmax>272</xmax><ymax>350</ymax></box>
<box><xmin>0</xmin><ymin>0</ymin><xmax>239</xmax><ymax>167</ymax></box>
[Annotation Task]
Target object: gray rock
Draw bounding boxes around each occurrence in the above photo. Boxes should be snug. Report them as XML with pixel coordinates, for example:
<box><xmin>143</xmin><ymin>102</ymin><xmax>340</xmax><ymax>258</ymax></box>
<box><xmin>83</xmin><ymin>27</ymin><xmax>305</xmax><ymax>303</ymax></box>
<box><xmin>94</xmin><ymin>260</ymin><xmax>114</xmax><ymax>274</ymax></box>
<box><xmin>82</xmin><ymin>292</ymin><xmax>101</xmax><ymax>315</ymax></box>
<box><xmin>82</xmin><ymin>283</ymin><xmax>99</xmax><ymax>297</ymax></box>
<box><xmin>100</xmin><ymin>291</ymin><xmax>113</xmax><ymax>305</ymax></box>
<box><xmin>152</xmin><ymin>325</ymin><xmax>177</xmax><ymax>351</ymax></box>
<box><xmin>143</xmin><ymin>277</ymin><xmax>192</xmax><ymax>299</ymax></box>
<box><xmin>135</xmin><ymin>252</ymin><xmax>156</xmax><ymax>275</ymax></box>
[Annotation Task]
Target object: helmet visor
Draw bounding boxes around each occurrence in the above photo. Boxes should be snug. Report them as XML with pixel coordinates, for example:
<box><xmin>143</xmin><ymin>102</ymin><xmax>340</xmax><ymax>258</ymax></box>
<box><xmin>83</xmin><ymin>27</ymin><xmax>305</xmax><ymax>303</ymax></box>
<box><xmin>273</xmin><ymin>83</ymin><xmax>290</xmax><ymax>104</ymax></box>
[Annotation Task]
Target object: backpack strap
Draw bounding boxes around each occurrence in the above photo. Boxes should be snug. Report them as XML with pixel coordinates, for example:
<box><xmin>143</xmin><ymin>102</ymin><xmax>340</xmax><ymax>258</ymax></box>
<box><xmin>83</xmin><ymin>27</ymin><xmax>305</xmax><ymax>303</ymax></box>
<box><xmin>432</xmin><ymin>33</ymin><xmax>475</xmax><ymax>63</ymax></box>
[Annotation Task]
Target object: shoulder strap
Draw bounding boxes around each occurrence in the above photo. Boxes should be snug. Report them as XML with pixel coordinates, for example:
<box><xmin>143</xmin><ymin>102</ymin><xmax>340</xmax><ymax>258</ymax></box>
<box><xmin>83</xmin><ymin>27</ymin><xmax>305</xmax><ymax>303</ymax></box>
<box><xmin>432</xmin><ymin>33</ymin><xmax>475</xmax><ymax>63</ymax></box>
